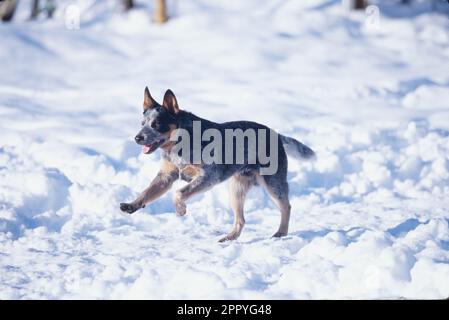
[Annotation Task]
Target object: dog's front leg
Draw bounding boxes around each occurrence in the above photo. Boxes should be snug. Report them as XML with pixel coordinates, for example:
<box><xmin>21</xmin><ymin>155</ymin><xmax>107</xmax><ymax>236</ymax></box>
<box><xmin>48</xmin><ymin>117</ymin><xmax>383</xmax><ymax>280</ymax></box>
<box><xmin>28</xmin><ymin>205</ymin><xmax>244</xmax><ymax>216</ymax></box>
<box><xmin>120</xmin><ymin>161</ymin><xmax>179</xmax><ymax>214</ymax></box>
<box><xmin>173</xmin><ymin>175</ymin><xmax>217</xmax><ymax>216</ymax></box>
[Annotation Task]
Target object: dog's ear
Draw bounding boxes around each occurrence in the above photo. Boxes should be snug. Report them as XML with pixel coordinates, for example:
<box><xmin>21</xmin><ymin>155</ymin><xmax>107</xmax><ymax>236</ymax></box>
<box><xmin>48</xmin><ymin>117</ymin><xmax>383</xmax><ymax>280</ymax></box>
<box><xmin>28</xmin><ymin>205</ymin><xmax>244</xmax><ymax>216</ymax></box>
<box><xmin>143</xmin><ymin>86</ymin><xmax>157</xmax><ymax>111</ymax></box>
<box><xmin>162</xmin><ymin>89</ymin><xmax>180</xmax><ymax>114</ymax></box>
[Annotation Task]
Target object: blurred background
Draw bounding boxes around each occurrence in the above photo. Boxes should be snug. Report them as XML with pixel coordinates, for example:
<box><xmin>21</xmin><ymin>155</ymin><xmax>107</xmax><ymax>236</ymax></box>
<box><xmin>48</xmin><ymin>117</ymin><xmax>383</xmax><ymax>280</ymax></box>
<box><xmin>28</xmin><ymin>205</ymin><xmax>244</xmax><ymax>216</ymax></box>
<box><xmin>1</xmin><ymin>1</ymin><xmax>449</xmax><ymax>23</ymax></box>
<box><xmin>1</xmin><ymin>0</ymin><xmax>448</xmax><ymax>145</ymax></box>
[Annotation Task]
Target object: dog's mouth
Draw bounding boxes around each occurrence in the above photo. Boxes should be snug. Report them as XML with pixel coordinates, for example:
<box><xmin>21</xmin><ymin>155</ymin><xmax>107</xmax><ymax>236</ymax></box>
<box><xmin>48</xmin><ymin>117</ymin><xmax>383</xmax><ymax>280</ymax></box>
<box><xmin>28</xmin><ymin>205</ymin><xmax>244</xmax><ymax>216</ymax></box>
<box><xmin>142</xmin><ymin>138</ymin><xmax>166</xmax><ymax>154</ymax></box>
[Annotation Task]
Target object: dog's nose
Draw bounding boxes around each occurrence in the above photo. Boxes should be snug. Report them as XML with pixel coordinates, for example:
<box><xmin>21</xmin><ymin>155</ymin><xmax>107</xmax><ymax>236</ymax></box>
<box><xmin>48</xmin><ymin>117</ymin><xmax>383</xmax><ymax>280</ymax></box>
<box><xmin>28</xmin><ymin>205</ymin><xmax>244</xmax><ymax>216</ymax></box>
<box><xmin>135</xmin><ymin>135</ymin><xmax>144</xmax><ymax>143</ymax></box>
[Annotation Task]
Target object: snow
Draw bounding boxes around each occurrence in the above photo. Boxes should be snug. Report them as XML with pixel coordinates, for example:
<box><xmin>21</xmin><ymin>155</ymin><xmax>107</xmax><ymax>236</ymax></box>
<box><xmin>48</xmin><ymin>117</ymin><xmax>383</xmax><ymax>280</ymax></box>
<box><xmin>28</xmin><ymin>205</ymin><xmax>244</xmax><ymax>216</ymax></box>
<box><xmin>1</xmin><ymin>0</ymin><xmax>449</xmax><ymax>299</ymax></box>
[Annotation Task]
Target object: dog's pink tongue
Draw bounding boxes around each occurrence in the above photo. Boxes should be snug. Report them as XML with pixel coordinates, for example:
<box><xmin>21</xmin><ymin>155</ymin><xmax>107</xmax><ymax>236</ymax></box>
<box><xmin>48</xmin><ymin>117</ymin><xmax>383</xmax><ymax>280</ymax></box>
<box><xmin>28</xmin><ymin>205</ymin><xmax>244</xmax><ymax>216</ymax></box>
<box><xmin>143</xmin><ymin>145</ymin><xmax>151</xmax><ymax>154</ymax></box>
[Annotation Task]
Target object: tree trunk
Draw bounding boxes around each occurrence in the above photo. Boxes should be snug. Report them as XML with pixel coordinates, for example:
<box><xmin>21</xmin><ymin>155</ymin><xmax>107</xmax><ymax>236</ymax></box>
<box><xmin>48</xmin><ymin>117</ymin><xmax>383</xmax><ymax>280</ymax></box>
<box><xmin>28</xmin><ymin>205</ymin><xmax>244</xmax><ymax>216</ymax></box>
<box><xmin>123</xmin><ymin>0</ymin><xmax>134</xmax><ymax>10</ymax></box>
<box><xmin>45</xmin><ymin>0</ymin><xmax>56</xmax><ymax>18</ymax></box>
<box><xmin>342</xmin><ymin>0</ymin><xmax>366</xmax><ymax>11</ymax></box>
<box><xmin>0</xmin><ymin>0</ymin><xmax>18</xmax><ymax>22</ymax></box>
<box><xmin>354</xmin><ymin>0</ymin><xmax>365</xmax><ymax>10</ymax></box>
<box><xmin>31</xmin><ymin>0</ymin><xmax>40</xmax><ymax>19</ymax></box>
<box><xmin>154</xmin><ymin>0</ymin><xmax>167</xmax><ymax>24</ymax></box>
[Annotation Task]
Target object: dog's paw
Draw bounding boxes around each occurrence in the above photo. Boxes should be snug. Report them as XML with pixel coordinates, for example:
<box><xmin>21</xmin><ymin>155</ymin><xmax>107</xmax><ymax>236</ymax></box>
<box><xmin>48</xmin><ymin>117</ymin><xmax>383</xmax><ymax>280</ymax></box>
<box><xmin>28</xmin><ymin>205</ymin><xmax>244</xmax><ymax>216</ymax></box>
<box><xmin>175</xmin><ymin>201</ymin><xmax>186</xmax><ymax>216</ymax></box>
<box><xmin>218</xmin><ymin>232</ymin><xmax>240</xmax><ymax>243</ymax></box>
<box><xmin>120</xmin><ymin>202</ymin><xmax>138</xmax><ymax>214</ymax></box>
<box><xmin>173</xmin><ymin>192</ymin><xmax>187</xmax><ymax>216</ymax></box>
<box><xmin>272</xmin><ymin>231</ymin><xmax>288</xmax><ymax>238</ymax></box>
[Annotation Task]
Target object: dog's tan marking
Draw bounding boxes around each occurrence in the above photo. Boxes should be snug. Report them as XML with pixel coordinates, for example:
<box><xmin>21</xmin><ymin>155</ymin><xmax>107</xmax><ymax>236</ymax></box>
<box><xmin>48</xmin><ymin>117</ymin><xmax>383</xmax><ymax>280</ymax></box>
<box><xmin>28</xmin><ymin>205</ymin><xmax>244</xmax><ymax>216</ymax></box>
<box><xmin>160</xmin><ymin>158</ymin><xmax>178</xmax><ymax>174</ymax></box>
<box><xmin>162</xmin><ymin>89</ymin><xmax>180</xmax><ymax>114</ymax></box>
<box><xmin>173</xmin><ymin>190</ymin><xmax>186</xmax><ymax>216</ymax></box>
<box><xmin>180</xmin><ymin>165</ymin><xmax>200</xmax><ymax>179</ymax></box>
<box><xmin>159</xmin><ymin>123</ymin><xmax>177</xmax><ymax>152</ymax></box>
<box><xmin>219</xmin><ymin>174</ymin><xmax>255</xmax><ymax>242</ymax></box>
<box><xmin>131</xmin><ymin>159</ymin><xmax>179</xmax><ymax>209</ymax></box>
<box><xmin>143</xmin><ymin>86</ymin><xmax>157</xmax><ymax>111</ymax></box>
<box><xmin>256</xmin><ymin>173</ymin><xmax>291</xmax><ymax>237</ymax></box>
<box><xmin>172</xmin><ymin>169</ymin><xmax>211</xmax><ymax>216</ymax></box>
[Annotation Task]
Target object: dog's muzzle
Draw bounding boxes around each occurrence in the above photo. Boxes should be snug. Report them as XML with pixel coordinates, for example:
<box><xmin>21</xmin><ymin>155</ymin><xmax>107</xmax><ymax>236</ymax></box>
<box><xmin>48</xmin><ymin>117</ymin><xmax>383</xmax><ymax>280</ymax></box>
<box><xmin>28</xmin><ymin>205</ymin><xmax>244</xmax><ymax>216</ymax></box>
<box><xmin>135</xmin><ymin>134</ymin><xmax>166</xmax><ymax>154</ymax></box>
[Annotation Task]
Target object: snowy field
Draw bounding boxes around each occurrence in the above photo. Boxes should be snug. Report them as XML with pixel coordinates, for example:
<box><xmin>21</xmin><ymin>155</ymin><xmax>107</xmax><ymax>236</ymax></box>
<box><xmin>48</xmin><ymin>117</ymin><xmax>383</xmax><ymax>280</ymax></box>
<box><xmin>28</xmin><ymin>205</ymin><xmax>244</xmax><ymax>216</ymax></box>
<box><xmin>1</xmin><ymin>0</ymin><xmax>449</xmax><ymax>299</ymax></box>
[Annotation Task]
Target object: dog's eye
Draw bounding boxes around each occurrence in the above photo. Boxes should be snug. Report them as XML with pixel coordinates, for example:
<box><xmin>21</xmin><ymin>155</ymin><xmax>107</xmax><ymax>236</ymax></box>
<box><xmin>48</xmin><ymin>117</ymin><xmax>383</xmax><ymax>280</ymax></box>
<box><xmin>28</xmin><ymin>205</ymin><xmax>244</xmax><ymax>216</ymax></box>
<box><xmin>151</xmin><ymin>121</ymin><xmax>158</xmax><ymax>129</ymax></box>
<box><xmin>141</xmin><ymin>120</ymin><xmax>146</xmax><ymax>126</ymax></box>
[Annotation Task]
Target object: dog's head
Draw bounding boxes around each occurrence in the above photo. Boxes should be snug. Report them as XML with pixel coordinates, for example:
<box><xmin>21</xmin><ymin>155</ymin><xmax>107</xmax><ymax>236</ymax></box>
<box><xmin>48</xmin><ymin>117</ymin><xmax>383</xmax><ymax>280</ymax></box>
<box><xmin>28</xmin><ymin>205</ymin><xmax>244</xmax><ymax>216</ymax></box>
<box><xmin>135</xmin><ymin>87</ymin><xmax>180</xmax><ymax>154</ymax></box>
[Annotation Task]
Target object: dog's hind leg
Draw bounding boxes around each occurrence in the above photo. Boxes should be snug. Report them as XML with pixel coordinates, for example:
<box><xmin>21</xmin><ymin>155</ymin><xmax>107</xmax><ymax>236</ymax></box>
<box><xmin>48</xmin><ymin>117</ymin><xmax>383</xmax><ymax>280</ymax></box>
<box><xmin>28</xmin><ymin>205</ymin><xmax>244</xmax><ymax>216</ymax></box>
<box><xmin>219</xmin><ymin>174</ymin><xmax>254</xmax><ymax>242</ymax></box>
<box><xmin>257</xmin><ymin>172</ymin><xmax>291</xmax><ymax>238</ymax></box>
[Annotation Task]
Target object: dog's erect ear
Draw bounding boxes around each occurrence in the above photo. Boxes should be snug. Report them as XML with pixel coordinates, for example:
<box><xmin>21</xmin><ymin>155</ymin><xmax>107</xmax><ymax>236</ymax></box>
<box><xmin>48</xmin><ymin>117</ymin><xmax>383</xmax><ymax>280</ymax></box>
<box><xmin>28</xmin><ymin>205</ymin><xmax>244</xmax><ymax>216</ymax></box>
<box><xmin>162</xmin><ymin>89</ymin><xmax>180</xmax><ymax>114</ymax></box>
<box><xmin>143</xmin><ymin>86</ymin><xmax>156</xmax><ymax>111</ymax></box>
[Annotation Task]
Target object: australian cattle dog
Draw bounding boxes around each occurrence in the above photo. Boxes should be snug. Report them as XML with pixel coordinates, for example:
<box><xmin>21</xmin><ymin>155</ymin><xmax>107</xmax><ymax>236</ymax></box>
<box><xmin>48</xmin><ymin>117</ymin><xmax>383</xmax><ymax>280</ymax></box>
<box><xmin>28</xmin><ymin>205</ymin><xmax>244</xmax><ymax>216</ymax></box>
<box><xmin>120</xmin><ymin>87</ymin><xmax>315</xmax><ymax>242</ymax></box>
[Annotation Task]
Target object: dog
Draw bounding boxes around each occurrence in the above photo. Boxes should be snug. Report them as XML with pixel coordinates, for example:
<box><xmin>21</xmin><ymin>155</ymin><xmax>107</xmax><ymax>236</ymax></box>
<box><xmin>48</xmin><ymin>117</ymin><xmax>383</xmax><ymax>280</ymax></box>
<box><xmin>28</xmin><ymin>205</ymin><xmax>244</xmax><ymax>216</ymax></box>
<box><xmin>120</xmin><ymin>87</ymin><xmax>315</xmax><ymax>242</ymax></box>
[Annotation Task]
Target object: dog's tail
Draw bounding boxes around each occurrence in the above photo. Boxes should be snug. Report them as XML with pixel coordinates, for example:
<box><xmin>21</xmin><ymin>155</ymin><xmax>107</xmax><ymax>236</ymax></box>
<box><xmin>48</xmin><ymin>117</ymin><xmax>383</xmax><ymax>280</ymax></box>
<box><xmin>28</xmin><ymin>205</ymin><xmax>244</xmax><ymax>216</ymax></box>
<box><xmin>280</xmin><ymin>134</ymin><xmax>316</xmax><ymax>161</ymax></box>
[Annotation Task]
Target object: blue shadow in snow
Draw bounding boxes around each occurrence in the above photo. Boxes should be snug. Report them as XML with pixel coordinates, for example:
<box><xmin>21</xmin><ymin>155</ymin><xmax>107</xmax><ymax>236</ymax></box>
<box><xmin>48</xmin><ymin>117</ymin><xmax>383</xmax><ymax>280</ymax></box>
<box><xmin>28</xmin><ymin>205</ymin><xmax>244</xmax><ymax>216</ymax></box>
<box><xmin>291</xmin><ymin>229</ymin><xmax>332</xmax><ymax>239</ymax></box>
<box><xmin>310</xmin><ymin>0</ymin><xmax>340</xmax><ymax>11</ymax></box>
<box><xmin>79</xmin><ymin>147</ymin><xmax>123</xmax><ymax>171</ymax></box>
<box><xmin>14</xmin><ymin>30</ymin><xmax>57</xmax><ymax>57</ymax></box>
<box><xmin>387</xmin><ymin>218</ymin><xmax>422</xmax><ymax>238</ymax></box>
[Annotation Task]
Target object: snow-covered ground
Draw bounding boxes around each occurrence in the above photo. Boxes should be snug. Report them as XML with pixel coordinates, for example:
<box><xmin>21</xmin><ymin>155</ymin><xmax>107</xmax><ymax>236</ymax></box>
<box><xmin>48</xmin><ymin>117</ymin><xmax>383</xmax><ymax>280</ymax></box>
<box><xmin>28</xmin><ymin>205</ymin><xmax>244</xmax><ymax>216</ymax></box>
<box><xmin>1</xmin><ymin>0</ymin><xmax>449</xmax><ymax>299</ymax></box>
